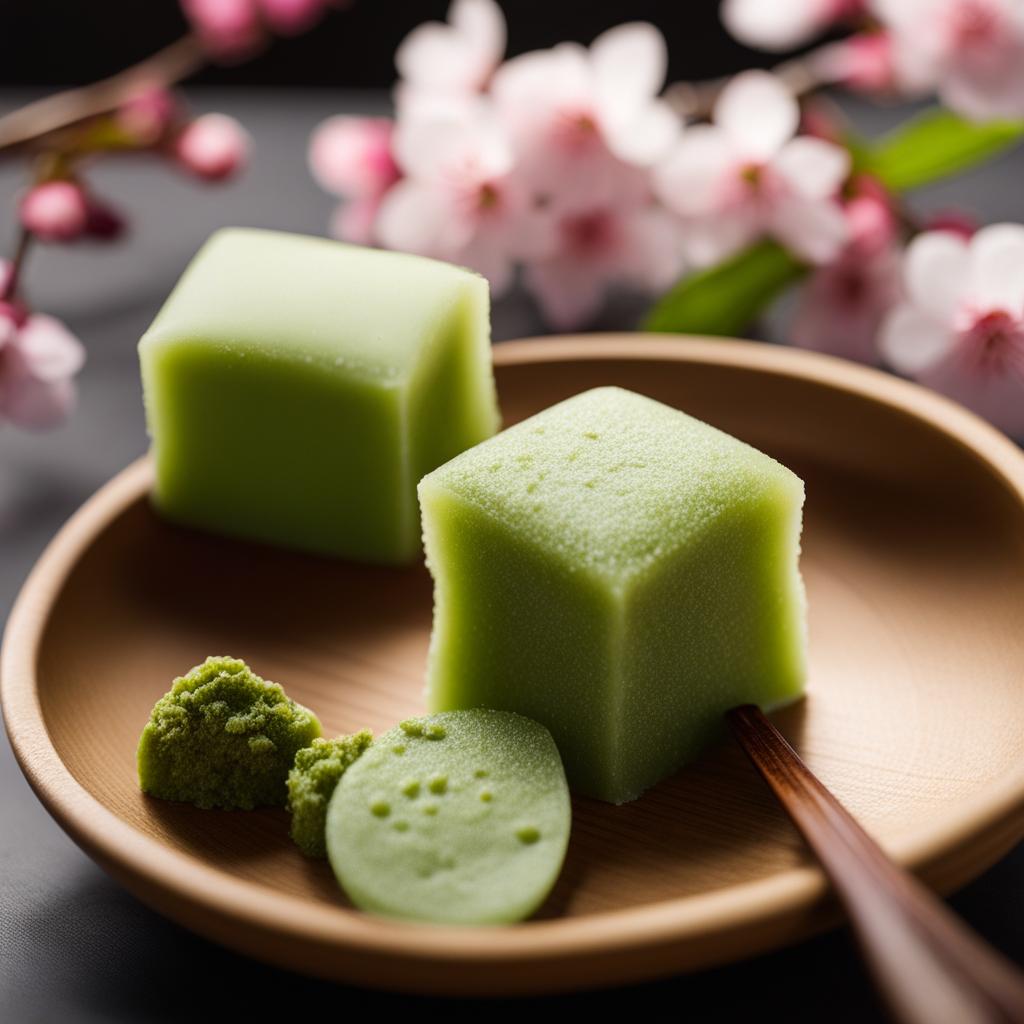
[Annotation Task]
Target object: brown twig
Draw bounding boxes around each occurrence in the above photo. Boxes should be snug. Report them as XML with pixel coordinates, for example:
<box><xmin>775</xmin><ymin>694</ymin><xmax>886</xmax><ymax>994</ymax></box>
<box><xmin>0</xmin><ymin>35</ymin><xmax>206</xmax><ymax>156</ymax></box>
<box><xmin>3</xmin><ymin>228</ymin><xmax>32</xmax><ymax>300</ymax></box>
<box><xmin>665</xmin><ymin>53</ymin><xmax>831</xmax><ymax>120</ymax></box>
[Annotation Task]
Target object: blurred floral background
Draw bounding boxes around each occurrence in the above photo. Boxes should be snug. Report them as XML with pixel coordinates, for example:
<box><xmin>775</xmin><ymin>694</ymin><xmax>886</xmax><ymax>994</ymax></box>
<box><xmin>2</xmin><ymin>0</ymin><xmax>1023</xmax><ymax>438</ymax></box>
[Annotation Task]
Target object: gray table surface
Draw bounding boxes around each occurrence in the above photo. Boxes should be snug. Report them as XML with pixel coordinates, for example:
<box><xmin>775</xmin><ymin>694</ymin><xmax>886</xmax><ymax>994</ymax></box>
<box><xmin>1</xmin><ymin>89</ymin><xmax>1021</xmax><ymax>1023</ymax></box>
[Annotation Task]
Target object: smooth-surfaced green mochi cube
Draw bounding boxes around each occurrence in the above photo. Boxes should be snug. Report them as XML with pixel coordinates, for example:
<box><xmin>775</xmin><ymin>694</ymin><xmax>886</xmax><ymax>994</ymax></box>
<box><xmin>419</xmin><ymin>387</ymin><xmax>807</xmax><ymax>804</ymax></box>
<box><xmin>139</xmin><ymin>228</ymin><xmax>499</xmax><ymax>562</ymax></box>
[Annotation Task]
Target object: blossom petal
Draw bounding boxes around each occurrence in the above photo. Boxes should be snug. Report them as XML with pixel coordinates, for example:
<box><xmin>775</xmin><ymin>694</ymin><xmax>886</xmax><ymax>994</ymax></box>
<box><xmin>591</xmin><ymin>22</ymin><xmax>667</xmax><ymax>115</ymax></box>
<box><xmin>308</xmin><ymin>116</ymin><xmax>396</xmax><ymax>198</ymax></box>
<box><xmin>652</xmin><ymin>126</ymin><xmax>736</xmax><ymax>218</ymax></box>
<box><xmin>773</xmin><ymin>136</ymin><xmax>851</xmax><ymax>199</ymax></box>
<box><xmin>393</xmin><ymin>110</ymin><xmax>511</xmax><ymax>181</ymax></box>
<box><xmin>602</xmin><ymin>98</ymin><xmax>680</xmax><ymax>166</ymax></box>
<box><xmin>790</xmin><ymin>247</ymin><xmax>902</xmax><ymax>364</ymax></box>
<box><xmin>0</xmin><ymin>316</ymin><xmax>16</xmax><ymax>350</ymax></box>
<box><xmin>455</xmin><ymin>233</ymin><xmax>515</xmax><ymax>296</ymax></box>
<box><xmin>450</xmin><ymin>0</ymin><xmax>506</xmax><ymax>63</ymax></box>
<box><xmin>770</xmin><ymin>197</ymin><xmax>849</xmax><ymax>264</ymax></box>
<box><xmin>721</xmin><ymin>0</ymin><xmax>829</xmax><ymax>51</ymax></box>
<box><xmin>329</xmin><ymin>197</ymin><xmax>381</xmax><ymax>246</ymax></box>
<box><xmin>880</xmin><ymin>303</ymin><xmax>955</xmax><ymax>373</ymax></box>
<box><xmin>619</xmin><ymin>206</ymin><xmax>686</xmax><ymax>291</ymax></box>
<box><xmin>681</xmin><ymin>212</ymin><xmax>761</xmax><ymax>267</ymax></box>
<box><xmin>395</xmin><ymin>0</ymin><xmax>505</xmax><ymax>92</ymax></box>
<box><xmin>0</xmin><ymin>374</ymin><xmax>76</xmax><ymax>430</ymax></box>
<box><xmin>394</xmin><ymin>85</ymin><xmax>484</xmax><ymax>125</ymax></box>
<box><xmin>714</xmin><ymin>70</ymin><xmax>798</xmax><ymax>160</ymax></box>
<box><xmin>921</xmin><ymin>350</ymin><xmax>1024</xmax><ymax>438</ymax></box>
<box><xmin>967</xmin><ymin>223</ymin><xmax>1024</xmax><ymax>315</ymax></box>
<box><xmin>491</xmin><ymin>44</ymin><xmax>591</xmax><ymax>143</ymax></box>
<box><xmin>939</xmin><ymin>41</ymin><xmax>1024</xmax><ymax>122</ymax></box>
<box><xmin>524</xmin><ymin>259</ymin><xmax>606</xmax><ymax>330</ymax></box>
<box><xmin>15</xmin><ymin>314</ymin><xmax>86</xmax><ymax>381</ymax></box>
<box><xmin>374</xmin><ymin>180</ymin><xmax>454</xmax><ymax>256</ymax></box>
<box><xmin>903</xmin><ymin>230</ymin><xmax>970</xmax><ymax>323</ymax></box>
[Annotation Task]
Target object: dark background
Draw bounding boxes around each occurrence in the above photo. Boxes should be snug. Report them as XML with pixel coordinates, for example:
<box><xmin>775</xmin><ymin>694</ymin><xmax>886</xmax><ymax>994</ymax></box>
<box><xmin>0</xmin><ymin>0</ymin><xmax>778</xmax><ymax>88</ymax></box>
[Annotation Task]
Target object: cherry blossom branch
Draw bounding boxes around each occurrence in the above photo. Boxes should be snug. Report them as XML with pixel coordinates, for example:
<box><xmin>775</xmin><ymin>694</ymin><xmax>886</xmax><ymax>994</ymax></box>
<box><xmin>665</xmin><ymin>51</ymin><xmax>829</xmax><ymax>120</ymax></box>
<box><xmin>4</xmin><ymin>228</ymin><xmax>32</xmax><ymax>297</ymax></box>
<box><xmin>0</xmin><ymin>35</ymin><xmax>207</xmax><ymax>156</ymax></box>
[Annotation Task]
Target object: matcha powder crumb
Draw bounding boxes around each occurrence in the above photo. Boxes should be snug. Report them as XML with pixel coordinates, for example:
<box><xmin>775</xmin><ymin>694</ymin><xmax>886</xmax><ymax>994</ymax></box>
<box><xmin>137</xmin><ymin>656</ymin><xmax>322</xmax><ymax>810</ymax></box>
<box><xmin>287</xmin><ymin>731</ymin><xmax>373</xmax><ymax>857</ymax></box>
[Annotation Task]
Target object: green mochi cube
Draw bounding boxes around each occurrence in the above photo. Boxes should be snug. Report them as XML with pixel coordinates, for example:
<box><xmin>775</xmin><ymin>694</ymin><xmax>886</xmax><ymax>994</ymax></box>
<box><xmin>419</xmin><ymin>387</ymin><xmax>807</xmax><ymax>804</ymax></box>
<box><xmin>139</xmin><ymin>228</ymin><xmax>499</xmax><ymax>563</ymax></box>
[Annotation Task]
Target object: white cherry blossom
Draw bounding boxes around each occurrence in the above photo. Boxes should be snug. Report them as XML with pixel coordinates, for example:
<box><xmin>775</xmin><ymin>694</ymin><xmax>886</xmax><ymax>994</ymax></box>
<box><xmin>524</xmin><ymin>201</ymin><xmax>684</xmax><ymax>329</ymax></box>
<box><xmin>490</xmin><ymin>23</ymin><xmax>680</xmax><ymax>210</ymax></box>
<box><xmin>722</xmin><ymin>0</ymin><xmax>865</xmax><ymax>51</ymax></box>
<box><xmin>792</xmin><ymin>189</ymin><xmax>903</xmax><ymax>363</ymax></box>
<box><xmin>395</xmin><ymin>0</ymin><xmax>506</xmax><ymax>119</ymax></box>
<box><xmin>881</xmin><ymin>225</ymin><xmax>1024</xmax><ymax>435</ymax></box>
<box><xmin>872</xmin><ymin>0</ymin><xmax>1024</xmax><ymax>120</ymax></box>
<box><xmin>0</xmin><ymin>286</ymin><xmax>85</xmax><ymax>430</ymax></box>
<box><xmin>654</xmin><ymin>71</ymin><xmax>850</xmax><ymax>266</ymax></box>
<box><xmin>374</xmin><ymin>109</ymin><xmax>554</xmax><ymax>295</ymax></box>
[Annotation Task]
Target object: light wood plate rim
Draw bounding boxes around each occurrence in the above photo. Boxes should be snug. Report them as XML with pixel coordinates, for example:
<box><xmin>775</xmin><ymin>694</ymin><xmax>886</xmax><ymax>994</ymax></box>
<box><xmin>4</xmin><ymin>335</ymin><xmax>1024</xmax><ymax>993</ymax></box>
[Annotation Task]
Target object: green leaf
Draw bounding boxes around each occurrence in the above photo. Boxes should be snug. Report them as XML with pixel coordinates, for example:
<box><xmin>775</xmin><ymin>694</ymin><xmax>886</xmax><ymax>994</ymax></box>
<box><xmin>861</xmin><ymin>108</ymin><xmax>1024</xmax><ymax>192</ymax></box>
<box><xmin>644</xmin><ymin>241</ymin><xmax>806</xmax><ymax>336</ymax></box>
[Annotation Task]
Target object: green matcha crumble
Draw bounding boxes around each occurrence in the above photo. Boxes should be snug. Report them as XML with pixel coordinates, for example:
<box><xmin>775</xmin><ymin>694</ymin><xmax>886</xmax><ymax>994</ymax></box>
<box><xmin>137</xmin><ymin>656</ymin><xmax>322</xmax><ymax>810</ymax></box>
<box><xmin>287</xmin><ymin>731</ymin><xmax>373</xmax><ymax>857</ymax></box>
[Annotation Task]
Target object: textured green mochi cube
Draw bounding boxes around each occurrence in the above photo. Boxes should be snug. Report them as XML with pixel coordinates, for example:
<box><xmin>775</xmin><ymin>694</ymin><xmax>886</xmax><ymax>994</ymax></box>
<box><xmin>139</xmin><ymin>228</ymin><xmax>499</xmax><ymax>563</ymax></box>
<box><xmin>137</xmin><ymin>656</ymin><xmax>322</xmax><ymax>810</ymax></box>
<box><xmin>419</xmin><ymin>387</ymin><xmax>807</xmax><ymax>804</ymax></box>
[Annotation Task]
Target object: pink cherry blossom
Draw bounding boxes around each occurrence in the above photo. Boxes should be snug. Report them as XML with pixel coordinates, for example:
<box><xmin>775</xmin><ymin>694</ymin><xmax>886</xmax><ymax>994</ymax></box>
<box><xmin>792</xmin><ymin>186</ymin><xmax>902</xmax><ymax>363</ymax></box>
<box><xmin>20</xmin><ymin>181</ymin><xmax>90</xmax><ymax>242</ymax></box>
<box><xmin>309</xmin><ymin>117</ymin><xmax>398</xmax><ymax>198</ymax></box>
<box><xmin>722</xmin><ymin>0</ymin><xmax>866</xmax><ymax>51</ymax></box>
<box><xmin>872</xmin><ymin>0</ymin><xmax>1024</xmax><ymax>119</ymax></box>
<box><xmin>309</xmin><ymin>116</ymin><xmax>401</xmax><ymax>245</ymax></box>
<box><xmin>396</xmin><ymin>0</ymin><xmax>506</xmax><ymax>102</ymax></box>
<box><xmin>173</xmin><ymin>113</ymin><xmax>250</xmax><ymax>181</ymax></box>
<box><xmin>490</xmin><ymin>23</ymin><xmax>680</xmax><ymax>210</ymax></box>
<box><xmin>811</xmin><ymin>32</ymin><xmax>897</xmax><ymax>94</ymax></box>
<box><xmin>880</xmin><ymin>225</ymin><xmax>1024</xmax><ymax>436</ymax></box>
<box><xmin>0</xmin><ymin>285</ymin><xmax>85</xmax><ymax>431</ymax></box>
<box><xmin>375</xmin><ymin>110</ymin><xmax>554</xmax><ymax>295</ymax></box>
<box><xmin>654</xmin><ymin>71</ymin><xmax>850</xmax><ymax>266</ymax></box>
<box><xmin>523</xmin><ymin>201</ymin><xmax>684</xmax><ymax>330</ymax></box>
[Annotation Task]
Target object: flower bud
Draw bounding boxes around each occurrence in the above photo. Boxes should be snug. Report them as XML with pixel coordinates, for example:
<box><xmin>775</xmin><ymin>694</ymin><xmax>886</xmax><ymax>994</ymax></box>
<box><xmin>117</xmin><ymin>87</ymin><xmax>180</xmax><ymax>147</ymax></box>
<box><xmin>173</xmin><ymin>114</ymin><xmax>250</xmax><ymax>181</ymax></box>
<box><xmin>924</xmin><ymin>210</ymin><xmax>977</xmax><ymax>240</ymax></box>
<box><xmin>19</xmin><ymin>181</ymin><xmax>90</xmax><ymax>242</ymax></box>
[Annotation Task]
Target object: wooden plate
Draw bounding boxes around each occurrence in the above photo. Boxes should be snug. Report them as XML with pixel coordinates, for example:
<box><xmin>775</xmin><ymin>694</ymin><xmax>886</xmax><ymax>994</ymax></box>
<box><xmin>4</xmin><ymin>336</ymin><xmax>1024</xmax><ymax>995</ymax></box>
